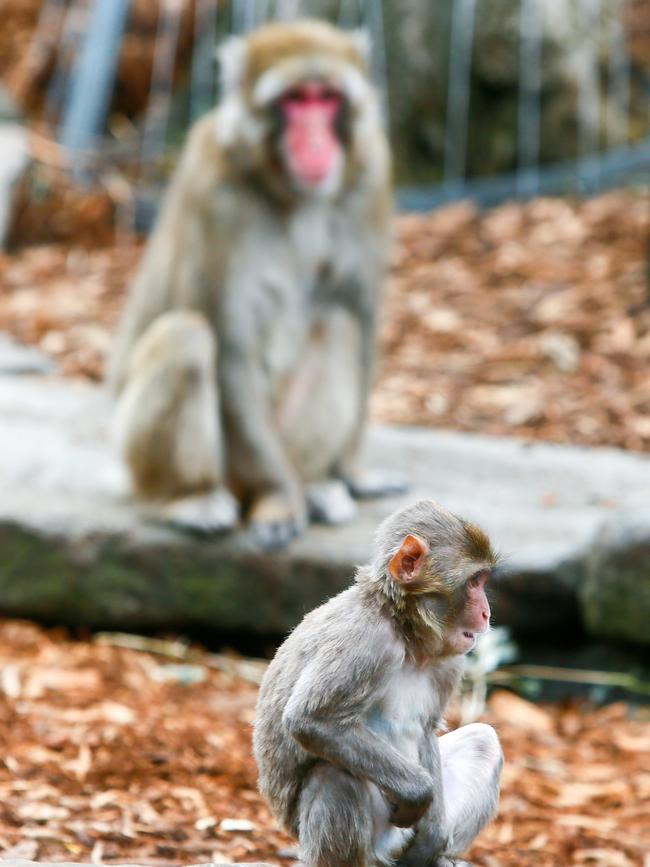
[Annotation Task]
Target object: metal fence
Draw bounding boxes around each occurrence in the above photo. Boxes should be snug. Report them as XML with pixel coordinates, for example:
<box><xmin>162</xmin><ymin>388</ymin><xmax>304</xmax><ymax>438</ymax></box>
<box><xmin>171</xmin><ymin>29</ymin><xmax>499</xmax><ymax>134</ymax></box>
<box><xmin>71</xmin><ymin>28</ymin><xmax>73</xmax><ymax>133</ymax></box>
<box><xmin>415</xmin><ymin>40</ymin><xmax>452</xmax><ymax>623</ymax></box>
<box><xmin>19</xmin><ymin>0</ymin><xmax>650</xmax><ymax>210</ymax></box>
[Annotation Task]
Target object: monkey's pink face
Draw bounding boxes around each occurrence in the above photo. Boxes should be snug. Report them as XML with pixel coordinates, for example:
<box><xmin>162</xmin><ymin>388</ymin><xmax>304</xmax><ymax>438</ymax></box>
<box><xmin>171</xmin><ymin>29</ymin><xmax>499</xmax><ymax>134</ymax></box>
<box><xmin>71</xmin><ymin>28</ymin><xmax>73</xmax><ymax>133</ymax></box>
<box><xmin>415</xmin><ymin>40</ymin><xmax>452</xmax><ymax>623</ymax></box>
<box><xmin>279</xmin><ymin>82</ymin><xmax>345</xmax><ymax>194</ymax></box>
<box><xmin>445</xmin><ymin>570</ymin><xmax>491</xmax><ymax>655</ymax></box>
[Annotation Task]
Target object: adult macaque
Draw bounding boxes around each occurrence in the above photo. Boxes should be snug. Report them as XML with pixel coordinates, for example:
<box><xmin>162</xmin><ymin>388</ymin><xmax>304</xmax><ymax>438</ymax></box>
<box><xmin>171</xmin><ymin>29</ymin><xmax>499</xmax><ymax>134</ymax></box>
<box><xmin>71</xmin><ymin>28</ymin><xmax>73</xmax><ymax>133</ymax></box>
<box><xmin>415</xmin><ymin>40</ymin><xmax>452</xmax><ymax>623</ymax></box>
<box><xmin>254</xmin><ymin>499</ymin><xmax>503</xmax><ymax>867</ymax></box>
<box><xmin>108</xmin><ymin>20</ymin><xmax>403</xmax><ymax>548</ymax></box>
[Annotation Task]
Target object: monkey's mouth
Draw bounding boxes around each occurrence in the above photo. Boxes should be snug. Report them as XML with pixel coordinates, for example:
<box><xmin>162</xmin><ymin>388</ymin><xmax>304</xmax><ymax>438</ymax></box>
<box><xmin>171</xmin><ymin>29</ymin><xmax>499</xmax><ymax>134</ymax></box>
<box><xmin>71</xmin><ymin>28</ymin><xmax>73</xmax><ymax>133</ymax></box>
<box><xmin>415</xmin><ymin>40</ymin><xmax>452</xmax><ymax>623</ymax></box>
<box><xmin>462</xmin><ymin>631</ymin><xmax>475</xmax><ymax>640</ymax></box>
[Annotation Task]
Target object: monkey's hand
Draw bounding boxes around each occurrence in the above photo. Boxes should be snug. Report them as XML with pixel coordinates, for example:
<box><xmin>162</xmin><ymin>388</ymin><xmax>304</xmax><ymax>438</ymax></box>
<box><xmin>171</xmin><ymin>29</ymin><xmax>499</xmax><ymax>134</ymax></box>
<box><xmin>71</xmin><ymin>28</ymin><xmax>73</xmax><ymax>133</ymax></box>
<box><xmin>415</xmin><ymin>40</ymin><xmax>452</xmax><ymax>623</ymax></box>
<box><xmin>387</xmin><ymin>772</ymin><xmax>435</xmax><ymax>828</ymax></box>
<box><xmin>249</xmin><ymin>490</ymin><xmax>307</xmax><ymax>550</ymax></box>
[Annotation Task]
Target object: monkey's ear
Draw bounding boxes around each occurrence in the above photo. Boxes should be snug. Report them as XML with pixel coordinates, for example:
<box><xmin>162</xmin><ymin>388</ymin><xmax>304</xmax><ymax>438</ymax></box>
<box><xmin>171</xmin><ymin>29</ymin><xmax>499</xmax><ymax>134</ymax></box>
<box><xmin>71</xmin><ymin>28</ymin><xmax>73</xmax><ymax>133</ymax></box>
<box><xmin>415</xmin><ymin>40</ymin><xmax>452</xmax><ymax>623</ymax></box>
<box><xmin>388</xmin><ymin>534</ymin><xmax>429</xmax><ymax>586</ymax></box>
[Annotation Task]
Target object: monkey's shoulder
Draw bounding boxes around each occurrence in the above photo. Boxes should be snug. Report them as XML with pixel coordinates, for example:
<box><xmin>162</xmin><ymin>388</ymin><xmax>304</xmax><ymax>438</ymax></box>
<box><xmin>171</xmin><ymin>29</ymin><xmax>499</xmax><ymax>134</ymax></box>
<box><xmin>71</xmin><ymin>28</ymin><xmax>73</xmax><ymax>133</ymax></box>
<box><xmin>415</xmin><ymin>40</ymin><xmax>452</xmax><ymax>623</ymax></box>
<box><xmin>271</xmin><ymin>586</ymin><xmax>401</xmax><ymax>671</ymax></box>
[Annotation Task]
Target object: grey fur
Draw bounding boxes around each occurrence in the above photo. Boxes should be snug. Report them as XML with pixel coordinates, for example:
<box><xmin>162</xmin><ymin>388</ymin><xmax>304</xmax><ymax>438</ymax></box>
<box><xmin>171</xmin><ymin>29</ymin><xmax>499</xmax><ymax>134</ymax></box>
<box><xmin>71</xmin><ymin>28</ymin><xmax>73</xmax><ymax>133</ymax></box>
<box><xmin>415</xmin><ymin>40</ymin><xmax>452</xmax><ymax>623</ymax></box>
<box><xmin>253</xmin><ymin>500</ymin><xmax>503</xmax><ymax>867</ymax></box>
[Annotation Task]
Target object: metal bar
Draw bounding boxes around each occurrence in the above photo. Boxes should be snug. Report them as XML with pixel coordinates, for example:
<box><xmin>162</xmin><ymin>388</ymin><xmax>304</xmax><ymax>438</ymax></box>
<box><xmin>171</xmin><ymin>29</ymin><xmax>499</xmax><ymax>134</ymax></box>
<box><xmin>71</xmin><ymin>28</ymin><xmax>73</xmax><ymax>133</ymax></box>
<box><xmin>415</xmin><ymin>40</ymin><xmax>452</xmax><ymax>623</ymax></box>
<box><xmin>576</xmin><ymin>0</ymin><xmax>602</xmax><ymax>193</ymax></box>
<box><xmin>361</xmin><ymin>0</ymin><xmax>390</xmax><ymax>126</ymax></box>
<box><xmin>443</xmin><ymin>0</ymin><xmax>477</xmax><ymax>195</ymax></box>
<box><xmin>232</xmin><ymin>0</ymin><xmax>258</xmax><ymax>34</ymax></box>
<box><xmin>605</xmin><ymin>0</ymin><xmax>630</xmax><ymax>149</ymax></box>
<box><xmin>45</xmin><ymin>0</ymin><xmax>88</xmax><ymax>122</ymax></box>
<box><xmin>140</xmin><ymin>0</ymin><xmax>184</xmax><ymax>172</ymax></box>
<box><xmin>516</xmin><ymin>0</ymin><xmax>543</xmax><ymax>197</ymax></box>
<box><xmin>242</xmin><ymin>0</ymin><xmax>260</xmax><ymax>32</ymax></box>
<box><xmin>60</xmin><ymin>0</ymin><xmax>131</xmax><ymax>180</ymax></box>
<box><xmin>190</xmin><ymin>0</ymin><xmax>218</xmax><ymax>122</ymax></box>
<box><xmin>255</xmin><ymin>0</ymin><xmax>271</xmax><ymax>26</ymax></box>
<box><xmin>337</xmin><ymin>0</ymin><xmax>358</xmax><ymax>28</ymax></box>
<box><xmin>398</xmin><ymin>135</ymin><xmax>650</xmax><ymax>212</ymax></box>
<box><xmin>275</xmin><ymin>0</ymin><xmax>301</xmax><ymax>21</ymax></box>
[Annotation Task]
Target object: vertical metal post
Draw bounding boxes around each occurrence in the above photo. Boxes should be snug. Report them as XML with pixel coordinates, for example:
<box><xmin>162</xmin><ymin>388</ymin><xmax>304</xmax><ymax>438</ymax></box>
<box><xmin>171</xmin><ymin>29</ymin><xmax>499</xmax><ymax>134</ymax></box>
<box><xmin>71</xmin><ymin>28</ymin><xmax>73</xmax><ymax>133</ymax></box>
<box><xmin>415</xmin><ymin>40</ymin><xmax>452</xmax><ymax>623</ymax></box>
<box><xmin>255</xmin><ymin>0</ymin><xmax>271</xmax><ymax>26</ymax></box>
<box><xmin>60</xmin><ymin>0</ymin><xmax>131</xmax><ymax>178</ymax></box>
<box><xmin>190</xmin><ymin>0</ymin><xmax>218</xmax><ymax>122</ymax></box>
<box><xmin>361</xmin><ymin>0</ymin><xmax>390</xmax><ymax>126</ymax></box>
<box><xmin>275</xmin><ymin>0</ymin><xmax>301</xmax><ymax>21</ymax></box>
<box><xmin>337</xmin><ymin>0</ymin><xmax>359</xmax><ymax>28</ymax></box>
<box><xmin>232</xmin><ymin>0</ymin><xmax>260</xmax><ymax>34</ymax></box>
<box><xmin>45</xmin><ymin>0</ymin><xmax>83</xmax><ymax>122</ymax></box>
<box><xmin>576</xmin><ymin>0</ymin><xmax>602</xmax><ymax>193</ymax></box>
<box><xmin>605</xmin><ymin>0</ymin><xmax>630</xmax><ymax>149</ymax></box>
<box><xmin>516</xmin><ymin>0</ymin><xmax>543</xmax><ymax>197</ymax></box>
<box><xmin>140</xmin><ymin>0</ymin><xmax>183</xmax><ymax>173</ymax></box>
<box><xmin>443</xmin><ymin>0</ymin><xmax>477</xmax><ymax>197</ymax></box>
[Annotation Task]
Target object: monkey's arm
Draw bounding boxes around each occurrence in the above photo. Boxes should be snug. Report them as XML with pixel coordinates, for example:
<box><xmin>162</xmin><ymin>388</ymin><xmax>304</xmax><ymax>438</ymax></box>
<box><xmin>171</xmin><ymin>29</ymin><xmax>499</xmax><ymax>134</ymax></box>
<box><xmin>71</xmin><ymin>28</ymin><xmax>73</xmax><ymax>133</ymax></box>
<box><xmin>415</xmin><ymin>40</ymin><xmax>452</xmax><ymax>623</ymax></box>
<box><xmin>281</xmin><ymin>619</ymin><xmax>434</xmax><ymax>827</ymax></box>
<box><xmin>397</xmin><ymin>732</ymin><xmax>449</xmax><ymax>865</ymax></box>
<box><xmin>218</xmin><ymin>320</ymin><xmax>307</xmax><ymax>546</ymax></box>
<box><xmin>108</xmin><ymin>119</ymin><xmax>216</xmax><ymax>393</ymax></box>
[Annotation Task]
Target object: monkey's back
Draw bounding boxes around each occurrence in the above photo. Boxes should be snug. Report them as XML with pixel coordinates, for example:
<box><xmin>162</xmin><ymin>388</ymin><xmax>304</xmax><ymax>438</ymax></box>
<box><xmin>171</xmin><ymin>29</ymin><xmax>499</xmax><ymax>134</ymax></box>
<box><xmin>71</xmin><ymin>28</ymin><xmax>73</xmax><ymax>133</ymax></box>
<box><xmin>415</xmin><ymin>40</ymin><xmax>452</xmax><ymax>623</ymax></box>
<box><xmin>252</xmin><ymin>585</ymin><xmax>394</xmax><ymax>833</ymax></box>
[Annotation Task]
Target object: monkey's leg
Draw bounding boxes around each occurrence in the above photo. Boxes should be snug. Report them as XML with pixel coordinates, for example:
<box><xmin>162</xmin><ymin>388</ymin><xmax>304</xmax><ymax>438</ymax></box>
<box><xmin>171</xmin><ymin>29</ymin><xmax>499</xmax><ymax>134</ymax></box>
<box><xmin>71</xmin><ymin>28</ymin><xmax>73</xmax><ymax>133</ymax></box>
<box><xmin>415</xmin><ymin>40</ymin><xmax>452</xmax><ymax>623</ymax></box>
<box><xmin>396</xmin><ymin>724</ymin><xmax>501</xmax><ymax>867</ymax></box>
<box><xmin>297</xmin><ymin>763</ymin><xmax>378</xmax><ymax>867</ymax></box>
<box><xmin>305</xmin><ymin>479</ymin><xmax>358</xmax><ymax>525</ymax></box>
<box><xmin>340</xmin><ymin>467</ymin><xmax>410</xmax><ymax>500</ymax></box>
<box><xmin>436</xmin><ymin>723</ymin><xmax>502</xmax><ymax>860</ymax></box>
<box><xmin>112</xmin><ymin>310</ymin><xmax>239</xmax><ymax>534</ymax></box>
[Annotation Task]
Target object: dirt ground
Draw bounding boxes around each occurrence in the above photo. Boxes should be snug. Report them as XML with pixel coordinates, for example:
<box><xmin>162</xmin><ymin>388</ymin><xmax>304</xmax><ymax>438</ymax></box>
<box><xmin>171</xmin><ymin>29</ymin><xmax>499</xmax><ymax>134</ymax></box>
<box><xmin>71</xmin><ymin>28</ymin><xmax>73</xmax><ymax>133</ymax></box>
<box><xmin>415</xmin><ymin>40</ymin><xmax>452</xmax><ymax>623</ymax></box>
<box><xmin>0</xmin><ymin>620</ymin><xmax>647</xmax><ymax>867</ymax></box>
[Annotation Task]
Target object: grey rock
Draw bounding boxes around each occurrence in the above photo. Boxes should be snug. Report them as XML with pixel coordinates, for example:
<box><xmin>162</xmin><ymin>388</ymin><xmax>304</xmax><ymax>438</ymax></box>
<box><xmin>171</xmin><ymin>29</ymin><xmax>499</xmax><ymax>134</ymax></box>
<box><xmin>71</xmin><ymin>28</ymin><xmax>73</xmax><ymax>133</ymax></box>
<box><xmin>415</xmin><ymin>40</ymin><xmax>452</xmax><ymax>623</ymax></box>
<box><xmin>580</xmin><ymin>510</ymin><xmax>650</xmax><ymax>646</ymax></box>
<box><xmin>0</xmin><ymin>332</ymin><xmax>56</xmax><ymax>375</ymax></box>
<box><xmin>1</xmin><ymin>375</ymin><xmax>650</xmax><ymax>640</ymax></box>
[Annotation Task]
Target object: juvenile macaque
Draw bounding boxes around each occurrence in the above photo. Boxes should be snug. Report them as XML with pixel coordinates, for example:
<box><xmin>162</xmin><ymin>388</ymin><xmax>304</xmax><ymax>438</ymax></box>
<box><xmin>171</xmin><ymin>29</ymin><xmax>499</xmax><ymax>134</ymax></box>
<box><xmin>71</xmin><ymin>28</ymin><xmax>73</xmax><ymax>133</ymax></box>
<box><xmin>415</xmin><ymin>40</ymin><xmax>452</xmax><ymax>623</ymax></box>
<box><xmin>254</xmin><ymin>499</ymin><xmax>503</xmax><ymax>867</ymax></box>
<box><xmin>108</xmin><ymin>20</ymin><xmax>402</xmax><ymax>548</ymax></box>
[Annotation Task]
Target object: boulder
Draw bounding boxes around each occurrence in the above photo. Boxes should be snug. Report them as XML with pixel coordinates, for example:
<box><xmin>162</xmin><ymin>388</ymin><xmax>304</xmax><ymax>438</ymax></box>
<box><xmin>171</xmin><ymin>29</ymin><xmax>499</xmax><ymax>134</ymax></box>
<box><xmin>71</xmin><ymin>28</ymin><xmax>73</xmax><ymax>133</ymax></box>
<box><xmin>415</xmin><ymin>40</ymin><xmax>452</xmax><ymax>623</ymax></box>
<box><xmin>580</xmin><ymin>510</ymin><xmax>650</xmax><ymax>646</ymax></box>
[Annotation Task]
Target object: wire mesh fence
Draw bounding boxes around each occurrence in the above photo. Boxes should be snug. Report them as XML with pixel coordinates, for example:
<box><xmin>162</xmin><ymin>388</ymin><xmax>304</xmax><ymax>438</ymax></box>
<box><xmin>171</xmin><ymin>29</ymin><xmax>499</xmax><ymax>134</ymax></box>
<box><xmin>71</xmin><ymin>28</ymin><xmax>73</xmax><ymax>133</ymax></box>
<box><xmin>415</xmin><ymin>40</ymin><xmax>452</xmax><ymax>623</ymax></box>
<box><xmin>11</xmin><ymin>0</ymin><xmax>650</xmax><ymax>210</ymax></box>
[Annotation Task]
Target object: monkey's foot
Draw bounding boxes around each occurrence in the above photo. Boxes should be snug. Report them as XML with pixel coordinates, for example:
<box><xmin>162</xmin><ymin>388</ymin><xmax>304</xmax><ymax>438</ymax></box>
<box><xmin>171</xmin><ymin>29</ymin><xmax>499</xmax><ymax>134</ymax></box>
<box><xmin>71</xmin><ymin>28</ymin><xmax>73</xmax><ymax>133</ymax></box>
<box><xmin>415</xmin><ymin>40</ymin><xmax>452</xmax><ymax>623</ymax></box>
<box><xmin>343</xmin><ymin>468</ymin><xmax>409</xmax><ymax>500</ymax></box>
<box><xmin>249</xmin><ymin>492</ymin><xmax>306</xmax><ymax>550</ymax></box>
<box><xmin>306</xmin><ymin>480</ymin><xmax>358</xmax><ymax>525</ymax></box>
<box><xmin>163</xmin><ymin>488</ymin><xmax>239</xmax><ymax>535</ymax></box>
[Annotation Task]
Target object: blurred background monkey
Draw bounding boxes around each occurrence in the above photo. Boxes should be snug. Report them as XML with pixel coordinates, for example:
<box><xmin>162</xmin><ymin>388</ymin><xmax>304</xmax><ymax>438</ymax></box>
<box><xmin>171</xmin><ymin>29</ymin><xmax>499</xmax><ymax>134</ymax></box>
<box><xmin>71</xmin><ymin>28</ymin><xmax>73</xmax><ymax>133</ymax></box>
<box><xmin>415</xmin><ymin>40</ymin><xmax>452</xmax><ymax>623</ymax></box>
<box><xmin>108</xmin><ymin>20</ymin><xmax>404</xmax><ymax>548</ymax></box>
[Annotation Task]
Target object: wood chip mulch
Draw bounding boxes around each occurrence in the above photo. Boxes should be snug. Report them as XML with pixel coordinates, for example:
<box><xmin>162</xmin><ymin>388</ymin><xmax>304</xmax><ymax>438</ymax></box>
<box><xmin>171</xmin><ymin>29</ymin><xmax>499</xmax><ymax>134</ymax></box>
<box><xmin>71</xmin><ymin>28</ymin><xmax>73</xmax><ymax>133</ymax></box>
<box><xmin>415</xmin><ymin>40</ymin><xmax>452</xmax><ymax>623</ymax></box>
<box><xmin>1</xmin><ymin>190</ymin><xmax>648</xmax><ymax>453</ymax></box>
<box><xmin>0</xmin><ymin>620</ymin><xmax>647</xmax><ymax>867</ymax></box>
<box><xmin>372</xmin><ymin>191</ymin><xmax>650</xmax><ymax>451</ymax></box>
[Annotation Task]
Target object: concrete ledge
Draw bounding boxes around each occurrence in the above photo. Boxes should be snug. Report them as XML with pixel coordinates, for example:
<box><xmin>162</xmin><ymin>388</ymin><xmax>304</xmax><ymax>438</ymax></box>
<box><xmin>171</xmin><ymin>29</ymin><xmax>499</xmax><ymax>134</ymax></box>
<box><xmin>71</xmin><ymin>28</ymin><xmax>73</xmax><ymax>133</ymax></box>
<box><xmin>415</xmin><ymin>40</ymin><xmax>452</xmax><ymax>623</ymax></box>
<box><xmin>1</xmin><ymin>374</ymin><xmax>650</xmax><ymax>641</ymax></box>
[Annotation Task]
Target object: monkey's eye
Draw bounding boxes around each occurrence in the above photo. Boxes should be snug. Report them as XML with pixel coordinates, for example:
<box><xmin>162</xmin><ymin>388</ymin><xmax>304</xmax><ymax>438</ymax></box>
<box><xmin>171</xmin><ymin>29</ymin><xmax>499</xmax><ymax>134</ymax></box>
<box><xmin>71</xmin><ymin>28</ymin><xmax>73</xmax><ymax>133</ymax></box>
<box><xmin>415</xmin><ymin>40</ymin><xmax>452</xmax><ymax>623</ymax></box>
<box><xmin>284</xmin><ymin>89</ymin><xmax>302</xmax><ymax>104</ymax></box>
<box><xmin>320</xmin><ymin>87</ymin><xmax>341</xmax><ymax>102</ymax></box>
<box><xmin>468</xmin><ymin>570</ymin><xmax>489</xmax><ymax>588</ymax></box>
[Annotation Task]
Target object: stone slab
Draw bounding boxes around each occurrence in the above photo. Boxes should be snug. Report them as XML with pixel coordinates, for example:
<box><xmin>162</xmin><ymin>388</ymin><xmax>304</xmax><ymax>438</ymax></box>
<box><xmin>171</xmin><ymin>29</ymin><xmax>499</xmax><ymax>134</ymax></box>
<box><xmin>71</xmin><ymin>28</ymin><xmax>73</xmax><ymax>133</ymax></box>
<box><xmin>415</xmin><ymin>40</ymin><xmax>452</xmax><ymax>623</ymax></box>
<box><xmin>0</xmin><ymin>332</ymin><xmax>56</xmax><ymax>375</ymax></box>
<box><xmin>1</xmin><ymin>374</ymin><xmax>649</xmax><ymax>639</ymax></box>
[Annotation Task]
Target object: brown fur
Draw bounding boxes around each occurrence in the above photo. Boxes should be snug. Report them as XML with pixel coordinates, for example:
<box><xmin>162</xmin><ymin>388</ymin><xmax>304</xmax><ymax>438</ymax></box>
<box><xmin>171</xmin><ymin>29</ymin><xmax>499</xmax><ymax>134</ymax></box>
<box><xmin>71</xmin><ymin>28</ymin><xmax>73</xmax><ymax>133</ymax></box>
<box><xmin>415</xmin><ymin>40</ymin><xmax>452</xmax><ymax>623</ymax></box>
<box><xmin>243</xmin><ymin>20</ymin><xmax>368</xmax><ymax>89</ymax></box>
<box><xmin>108</xmin><ymin>21</ymin><xmax>394</xmax><ymax>546</ymax></box>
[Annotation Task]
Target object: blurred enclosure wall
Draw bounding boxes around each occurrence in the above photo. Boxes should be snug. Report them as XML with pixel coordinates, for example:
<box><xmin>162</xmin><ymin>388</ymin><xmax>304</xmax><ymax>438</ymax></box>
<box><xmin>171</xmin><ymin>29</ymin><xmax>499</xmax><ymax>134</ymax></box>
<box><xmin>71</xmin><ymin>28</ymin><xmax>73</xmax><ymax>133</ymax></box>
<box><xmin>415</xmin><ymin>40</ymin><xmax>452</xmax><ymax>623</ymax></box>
<box><xmin>3</xmin><ymin>0</ymin><xmax>650</xmax><ymax>212</ymax></box>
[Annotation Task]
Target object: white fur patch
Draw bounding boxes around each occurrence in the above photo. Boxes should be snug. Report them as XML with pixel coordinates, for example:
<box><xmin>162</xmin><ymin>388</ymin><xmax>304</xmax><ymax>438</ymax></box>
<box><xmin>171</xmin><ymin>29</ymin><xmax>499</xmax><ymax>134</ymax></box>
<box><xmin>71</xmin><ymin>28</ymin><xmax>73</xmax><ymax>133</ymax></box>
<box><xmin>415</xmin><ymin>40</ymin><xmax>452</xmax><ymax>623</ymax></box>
<box><xmin>252</xmin><ymin>56</ymin><xmax>371</xmax><ymax>109</ymax></box>
<box><xmin>217</xmin><ymin>35</ymin><xmax>248</xmax><ymax>93</ymax></box>
<box><xmin>213</xmin><ymin>95</ymin><xmax>264</xmax><ymax>149</ymax></box>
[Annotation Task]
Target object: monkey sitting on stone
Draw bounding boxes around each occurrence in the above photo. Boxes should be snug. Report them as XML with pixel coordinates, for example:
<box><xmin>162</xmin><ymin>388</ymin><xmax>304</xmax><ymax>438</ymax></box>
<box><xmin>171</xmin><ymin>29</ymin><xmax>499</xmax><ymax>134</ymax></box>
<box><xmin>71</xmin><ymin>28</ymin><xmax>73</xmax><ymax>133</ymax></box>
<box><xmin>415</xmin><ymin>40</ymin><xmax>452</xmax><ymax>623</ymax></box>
<box><xmin>254</xmin><ymin>499</ymin><xmax>503</xmax><ymax>867</ymax></box>
<box><xmin>108</xmin><ymin>20</ymin><xmax>404</xmax><ymax>549</ymax></box>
